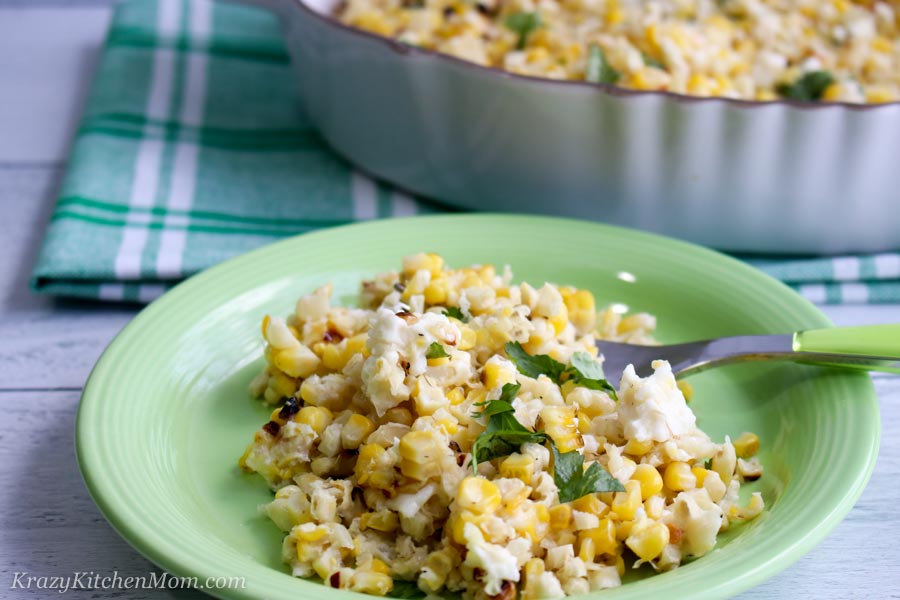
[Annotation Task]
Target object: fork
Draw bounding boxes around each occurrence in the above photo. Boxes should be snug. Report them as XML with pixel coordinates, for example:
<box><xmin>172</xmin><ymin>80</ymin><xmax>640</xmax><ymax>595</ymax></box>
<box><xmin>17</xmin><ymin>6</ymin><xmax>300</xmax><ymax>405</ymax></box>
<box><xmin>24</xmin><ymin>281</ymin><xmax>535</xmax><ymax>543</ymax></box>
<box><xmin>595</xmin><ymin>324</ymin><xmax>900</xmax><ymax>383</ymax></box>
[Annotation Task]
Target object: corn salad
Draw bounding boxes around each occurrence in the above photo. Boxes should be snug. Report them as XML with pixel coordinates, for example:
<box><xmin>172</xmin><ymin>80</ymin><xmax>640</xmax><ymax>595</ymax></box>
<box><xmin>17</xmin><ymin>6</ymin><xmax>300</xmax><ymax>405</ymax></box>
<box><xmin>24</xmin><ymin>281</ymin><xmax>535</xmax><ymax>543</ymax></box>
<box><xmin>337</xmin><ymin>0</ymin><xmax>900</xmax><ymax>103</ymax></box>
<box><xmin>240</xmin><ymin>254</ymin><xmax>764</xmax><ymax>598</ymax></box>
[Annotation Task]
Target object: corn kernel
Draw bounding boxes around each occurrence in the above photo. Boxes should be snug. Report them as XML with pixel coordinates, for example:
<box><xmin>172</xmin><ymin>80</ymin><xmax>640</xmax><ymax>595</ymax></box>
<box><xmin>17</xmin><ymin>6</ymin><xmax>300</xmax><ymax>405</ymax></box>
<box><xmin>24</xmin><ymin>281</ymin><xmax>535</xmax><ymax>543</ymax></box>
<box><xmin>692</xmin><ymin>466</ymin><xmax>709</xmax><ymax>487</ymax></box>
<box><xmin>349</xmin><ymin>571</ymin><xmax>393</xmax><ymax>596</ymax></box>
<box><xmin>296</xmin><ymin>523</ymin><xmax>328</xmax><ymax>542</ymax></box>
<box><xmin>447</xmin><ymin>387</ymin><xmax>465</xmax><ymax>405</ymax></box>
<box><xmin>500</xmin><ymin>453</ymin><xmax>535</xmax><ymax>483</ymax></box>
<box><xmin>626</xmin><ymin>521</ymin><xmax>670</xmax><ymax>562</ymax></box>
<box><xmin>424</xmin><ymin>278</ymin><xmax>448</xmax><ymax>305</ymax></box>
<box><xmin>733</xmin><ymin>432</ymin><xmax>760</xmax><ymax>458</ymax></box>
<box><xmin>664</xmin><ymin>461</ymin><xmax>696</xmax><ymax>492</ymax></box>
<box><xmin>457</xmin><ymin>477</ymin><xmax>501</xmax><ymax>514</ymax></box>
<box><xmin>623</xmin><ymin>438</ymin><xmax>653</xmax><ymax>456</ymax></box>
<box><xmin>631</xmin><ymin>464</ymin><xmax>664</xmax><ymax>499</ymax></box>
<box><xmin>611</xmin><ymin>480</ymin><xmax>642</xmax><ymax>520</ymax></box>
<box><xmin>549</xmin><ymin>504</ymin><xmax>573</xmax><ymax>530</ymax></box>
<box><xmin>676</xmin><ymin>380</ymin><xmax>693</xmax><ymax>403</ymax></box>
<box><xmin>355</xmin><ymin>443</ymin><xmax>395</xmax><ymax>489</ymax></box>
<box><xmin>296</xmin><ymin>406</ymin><xmax>333</xmax><ymax>435</ymax></box>
<box><xmin>399</xmin><ymin>430</ymin><xmax>445</xmax><ymax>480</ymax></box>
<box><xmin>402</xmin><ymin>252</ymin><xmax>444</xmax><ymax>276</ymax></box>
<box><xmin>370</xmin><ymin>559</ymin><xmax>390</xmax><ymax>575</ymax></box>
<box><xmin>572</xmin><ymin>493</ymin><xmax>607</xmax><ymax>517</ymax></box>
<box><xmin>457</xmin><ymin>326</ymin><xmax>476</xmax><ymax>350</ymax></box>
<box><xmin>360</xmin><ymin>510</ymin><xmax>399</xmax><ymax>532</ymax></box>
<box><xmin>484</xmin><ymin>363</ymin><xmax>516</xmax><ymax>390</ymax></box>
<box><xmin>272</xmin><ymin>344</ymin><xmax>321</xmax><ymax>379</ymax></box>
<box><xmin>578</xmin><ymin>518</ymin><xmax>618</xmax><ymax>556</ymax></box>
<box><xmin>541</xmin><ymin>406</ymin><xmax>581</xmax><ymax>453</ymax></box>
<box><xmin>578</xmin><ymin>536</ymin><xmax>596</xmax><ymax>563</ymax></box>
<box><xmin>342</xmin><ymin>414</ymin><xmax>375</xmax><ymax>449</ymax></box>
<box><xmin>561</xmin><ymin>288</ymin><xmax>597</xmax><ymax>333</ymax></box>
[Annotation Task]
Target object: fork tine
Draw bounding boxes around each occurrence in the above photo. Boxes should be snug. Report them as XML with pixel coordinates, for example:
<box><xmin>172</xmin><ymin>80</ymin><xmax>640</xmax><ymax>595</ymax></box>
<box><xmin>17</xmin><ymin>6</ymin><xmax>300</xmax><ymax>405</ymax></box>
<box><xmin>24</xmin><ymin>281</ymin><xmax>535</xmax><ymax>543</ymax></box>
<box><xmin>594</xmin><ymin>341</ymin><xmax>663</xmax><ymax>385</ymax></box>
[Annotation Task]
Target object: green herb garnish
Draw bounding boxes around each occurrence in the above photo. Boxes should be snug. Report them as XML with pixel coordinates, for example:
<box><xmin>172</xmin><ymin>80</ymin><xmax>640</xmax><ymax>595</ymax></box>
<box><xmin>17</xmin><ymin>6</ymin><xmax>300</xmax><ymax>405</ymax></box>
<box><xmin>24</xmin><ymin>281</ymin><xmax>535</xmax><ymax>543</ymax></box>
<box><xmin>505</xmin><ymin>342</ymin><xmax>617</xmax><ymax>399</ymax></box>
<box><xmin>505</xmin><ymin>11</ymin><xmax>542</xmax><ymax>50</ymax></box>
<box><xmin>442</xmin><ymin>306</ymin><xmax>469</xmax><ymax>322</ymax></box>
<box><xmin>551</xmin><ymin>442</ymin><xmax>625</xmax><ymax>502</ymax></box>
<box><xmin>426</xmin><ymin>341</ymin><xmax>450</xmax><ymax>360</ymax></box>
<box><xmin>472</xmin><ymin>383</ymin><xmax>548</xmax><ymax>467</ymax></box>
<box><xmin>387</xmin><ymin>580</ymin><xmax>424</xmax><ymax>598</ymax></box>
<box><xmin>586</xmin><ymin>44</ymin><xmax>621</xmax><ymax>84</ymax></box>
<box><xmin>641</xmin><ymin>51</ymin><xmax>666</xmax><ymax>70</ymax></box>
<box><xmin>776</xmin><ymin>70</ymin><xmax>835</xmax><ymax>101</ymax></box>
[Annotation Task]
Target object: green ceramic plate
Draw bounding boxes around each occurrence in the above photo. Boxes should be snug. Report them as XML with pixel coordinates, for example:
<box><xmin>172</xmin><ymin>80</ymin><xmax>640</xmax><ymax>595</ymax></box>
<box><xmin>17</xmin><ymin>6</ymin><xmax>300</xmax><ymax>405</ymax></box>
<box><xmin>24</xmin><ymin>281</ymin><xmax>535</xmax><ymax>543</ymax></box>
<box><xmin>77</xmin><ymin>215</ymin><xmax>879</xmax><ymax>600</ymax></box>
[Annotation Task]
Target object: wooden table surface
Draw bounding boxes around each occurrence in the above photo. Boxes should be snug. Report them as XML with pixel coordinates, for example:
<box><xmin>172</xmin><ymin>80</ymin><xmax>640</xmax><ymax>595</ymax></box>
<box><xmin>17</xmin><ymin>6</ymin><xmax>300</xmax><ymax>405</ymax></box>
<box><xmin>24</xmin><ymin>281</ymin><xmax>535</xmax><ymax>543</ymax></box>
<box><xmin>0</xmin><ymin>2</ymin><xmax>898</xmax><ymax>598</ymax></box>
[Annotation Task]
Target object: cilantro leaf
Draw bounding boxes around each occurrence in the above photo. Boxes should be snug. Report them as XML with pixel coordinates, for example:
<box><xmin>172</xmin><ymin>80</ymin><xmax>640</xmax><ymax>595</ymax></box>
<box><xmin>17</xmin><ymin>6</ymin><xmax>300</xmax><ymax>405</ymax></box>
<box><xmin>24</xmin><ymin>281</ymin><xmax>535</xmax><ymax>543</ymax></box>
<box><xmin>387</xmin><ymin>580</ymin><xmax>424</xmax><ymax>599</ymax></box>
<box><xmin>442</xmin><ymin>306</ymin><xmax>469</xmax><ymax>322</ymax></box>
<box><xmin>505</xmin><ymin>11</ymin><xmax>542</xmax><ymax>50</ymax></box>
<box><xmin>551</xmin><ymin>442</ymin><xmax>624</xmax><ymax>503</ymax></box>
<box><xmin>425</xmin><ymin>341</ymin><xmax>449</xmax><ymax>360</ymax></box>
<box><xmin>586</xmin><ymin>44</ymin><xmax>621</xmax><ymax>84</ymax></box>
<box><xmin>642</xmin><ymin>51</ymin><xmax>666</xmax><ymax>70</ymax></box>
<box><xmin>570</xmin><ymin>352</ymin><xmax>605</xmax><ymax>380</ymax></box>
<box><xmin>505</xmin><ymin>341</ymin><xmax>568</xmax><ymax>383</ymax></box>
<box><xmin>472</xmin><ymin>383</ymin><xmax>547</xmax><ymax>466</ymax></box>
<box><xmin>776</xmin><ymin>70</ymin><xmax>835</xmax><ymax>101</ymax></box>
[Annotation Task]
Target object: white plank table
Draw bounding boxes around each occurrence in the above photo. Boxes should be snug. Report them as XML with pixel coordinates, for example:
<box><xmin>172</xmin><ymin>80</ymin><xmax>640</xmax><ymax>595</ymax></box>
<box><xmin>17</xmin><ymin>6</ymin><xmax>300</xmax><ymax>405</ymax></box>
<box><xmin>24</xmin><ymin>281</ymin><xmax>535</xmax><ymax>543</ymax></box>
<box><xmin>0</xmin><ymin>3</ymin><xmax>898</xmax><ymax>598</ymax></box>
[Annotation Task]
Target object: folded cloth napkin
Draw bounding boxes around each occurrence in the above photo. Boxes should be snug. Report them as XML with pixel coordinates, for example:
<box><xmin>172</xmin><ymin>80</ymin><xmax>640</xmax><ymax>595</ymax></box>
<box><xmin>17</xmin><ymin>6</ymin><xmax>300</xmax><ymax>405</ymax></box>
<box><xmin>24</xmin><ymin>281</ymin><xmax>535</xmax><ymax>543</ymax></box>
<box><xmin>31</xmin><ymin>0</ymin><xmax>900</xmax><ymax>304</ymax></box>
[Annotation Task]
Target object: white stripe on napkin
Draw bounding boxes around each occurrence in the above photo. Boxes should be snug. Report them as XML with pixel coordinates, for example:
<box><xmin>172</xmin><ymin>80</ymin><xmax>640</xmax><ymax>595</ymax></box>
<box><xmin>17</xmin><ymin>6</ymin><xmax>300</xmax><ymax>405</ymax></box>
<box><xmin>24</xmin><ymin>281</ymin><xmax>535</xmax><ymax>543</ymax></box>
<box><xmin>840</xmin><ymin>283</ymin><xmax>869</xmax><ymax>303</ymax></box>
<box><xmin>831</xmin><ymin>256</ymin><xmax>860</xmax><ymax>281</ymax></box>
<box><xmin>112</xmin><ymin>0</ymin><xmax>181</xmax><ymax>286</ymax></box>
<box><xmin>352</xmin><ymin>172</ymin><xmax>377</xmax><ymax>219</ymax></box>
<box><xmin>391</xmin><ymin>191</ymin><xmax>418</xmax><ymax>216</ymax></box>
<box><xmin>874</xmin><ymin>254</ymin><xmax>900</xmax><ymax>279</ymax></box>
<box><xmin>798</xmin><ymin>284</ymin><xmax>827</xmax><ymax>304</ymax></box>
<box><xmin>156</xmin><ymin>0</ymin><xmax>212</xmax><ymax>279</ymax></box>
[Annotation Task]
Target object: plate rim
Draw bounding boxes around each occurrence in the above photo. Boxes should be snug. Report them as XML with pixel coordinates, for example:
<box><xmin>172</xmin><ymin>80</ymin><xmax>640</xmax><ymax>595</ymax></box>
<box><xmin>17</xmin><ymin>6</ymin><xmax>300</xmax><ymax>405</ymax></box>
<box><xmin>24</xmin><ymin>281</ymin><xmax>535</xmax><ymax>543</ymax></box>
<box><xmin>76</xmin><ymin>213</ymin><xmax>881</xmax><ymax>600</ymax></box>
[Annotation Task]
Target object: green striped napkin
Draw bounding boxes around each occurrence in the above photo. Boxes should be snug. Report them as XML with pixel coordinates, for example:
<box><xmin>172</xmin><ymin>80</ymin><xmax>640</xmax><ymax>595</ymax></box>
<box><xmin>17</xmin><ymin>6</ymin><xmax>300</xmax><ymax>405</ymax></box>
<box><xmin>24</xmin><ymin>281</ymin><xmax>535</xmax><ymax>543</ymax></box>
<box><xmin>30</xmin><ymin>0</ymin><xmax>900</xmax><ymax>304</ymax></box>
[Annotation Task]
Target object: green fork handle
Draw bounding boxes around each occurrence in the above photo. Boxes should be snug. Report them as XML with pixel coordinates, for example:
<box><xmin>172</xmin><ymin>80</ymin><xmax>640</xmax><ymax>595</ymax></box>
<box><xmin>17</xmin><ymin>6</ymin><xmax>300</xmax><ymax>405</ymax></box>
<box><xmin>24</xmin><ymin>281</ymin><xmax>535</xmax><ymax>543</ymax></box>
<box><xmin>794</xmin><ymin>324</ymin><xmax>900</xmax><ymax>358</ymax></box>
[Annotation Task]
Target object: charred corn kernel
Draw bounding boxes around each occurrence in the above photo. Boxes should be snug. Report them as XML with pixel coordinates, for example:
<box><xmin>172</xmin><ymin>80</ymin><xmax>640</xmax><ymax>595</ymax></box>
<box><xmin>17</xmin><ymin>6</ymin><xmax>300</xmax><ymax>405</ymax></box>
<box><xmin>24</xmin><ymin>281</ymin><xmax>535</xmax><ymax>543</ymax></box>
<box><xmin>355</xmin><ymin>443</ymin><xmax>395</xmax><ymax>488</ymax></box>
<box><xmin>402</xmin><ymin>252</ymin><xmax>444</xmax><ymax>276</ymax></box>
<box><xmin>692</xmin><ymin>466</ymin><xmax>709</xmax><ymax>487</ymax></box>
<box><xmin>360</xmin><ymin>510</ymin><xmax>399</xmax><ymax>532</ymax></box>
<box><xmin>572</xmin><ymin>493</ymin><xmax>607</xmax><ymax>517</ymax></box>
<box><xmin>457</xmin><ymin>477</ymin><xmax>501</xmax><ymax>514</ymax></box>
<box><xmin>733</xmin><ymin>432</ymin><xmax>760</xmax><ymax>458</ymax></box>
<box><xmin>457</xmin><ymin>326</ymin><xmax>476</xmax><ymax>350</ymax></box>
<box><xmin>664</xmin><ymin>461</ymin><xmax>696</xmax><ymax>491</ymax></box>
<box><xmin>579</xmin><ymin>518</ymin><xmax>618</xmax><ymax>556</ymax></box>
<box><xmin>399</xmin><ymin>430</ymin><xmax>446</xmax><ymax>480</ymax></box>
<box><xmin>269</xmin><ymin>407</ymin><xmax>288</xmax><ymax>426</ymax></box>
<box><xmin>296</xmin><ymin>406</ymin><xmax>333</xmax><ymax>435</ymax></box>
<box><xmin>541</xmin><ymin>406</ymin><xmax>581</xmax><ymax>452</ymax></box>
<box><xmin>349</xmin><ymin>571</ymin><xmax>393</xmax><ymax>596</ymax></box>
<box><xmin>500</xmin><ymin>453</ymin><xmax>535</xmax><ymax>483</ymax></box>
<box><xmin>484</xmin><ymin>363</ymin><xmax>516</xmax><ymax>389</ymax></box>
<box><xmin>424</xmin><ymin>278</ymin><xmax>448</xmax><ymax>305</ymax></box>
<box><xmin>447</xmin><ymin>387</ymin><xmax>465</xmax><ymax>406</ymax></box>
<box><xmin>549</xmin><ymin>504</ymin><xmax>573</xmax><ymax>530</ymax></box>
<box><xmin>631</xmin><ymin>464</ymin><xmax>664</xmax><ymax>499</ymax></box>
<box><xmin>341</xmin><ymin>414</ymin><xmax>375</xmax><ymax>449</ymax></box>
<box><xmin>612</xmin><ymin>480</ymin><xmax>642</xmax><ymax>520</ymax></box>
<box><xmin>624</xmin><ymin>438</ymin><xmax>653</xmax><ymax>456</ymax></box>
<box><xmin>676</xmin><ymin>380</ymin><xmax>693</xmax><ymax>403</ymax></box>
<box><xmin>626</xmin><ymin>521</ymin><xmax>670</xmax><ymax>562</ymax></box>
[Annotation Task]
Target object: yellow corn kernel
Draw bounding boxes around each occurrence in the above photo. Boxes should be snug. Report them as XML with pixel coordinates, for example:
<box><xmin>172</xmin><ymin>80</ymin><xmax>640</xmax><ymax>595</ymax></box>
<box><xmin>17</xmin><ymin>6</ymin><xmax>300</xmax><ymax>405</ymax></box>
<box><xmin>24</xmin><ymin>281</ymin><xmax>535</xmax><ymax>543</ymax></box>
<box><xmin>500</xmin><ymin>453</ymin><xmax>535</xmax><ymax>483</ymax></box>
<box><xmin>676</xmin><ymin>380</ymin><xmax>693</xmax><ymax>403</ymax></box>
<box><xmin>561</xmin><ymin>288</ymin><xmax>597</xmax><ymax>332</ymax></box>
<box><xmin>457</xmin><ymin>326</ymin><xmax>476</xmax><ymax>350</ymax></box>
<box><xmin>606</xmin><ymin>5</ymin><xmax>624</xmax><ymax>25</ymax></box>
<box><xmin>578</xmin><ymin>536</ymin><xmax>596</xmax><ymax>563</ymax></box>
<box><xmin>536</xmin><ymin>503</ymin><xmax>550</xmax><ymax>523</ymax></box>
<box><xmin>615</xmin><ymin>519</ymin><xmax>633</xmax><ymax>541</ymax></box>
<box><xmin>269</xmin><ymin>407</ymin><xmax>288</xmax><ymax>426</ymax></box>
<box><xmin>269</xmin><ymin>372</ymin><xmax>298</xmax><ymax>399</ymax></box>
<box><xmin>623</xmin><ymin>438</ymin><xmax>653</xmax><ymax>456</ymax></box>
<box><xmin>572</xmin><ymin>493</ymin><xmax>607</xmax><ymax>517</ymax></box>
<box><xmin>342</xmin><ymin>414</ymin><xmax>375</xmax><ymax>449</ymax></box>
<box><xmin>577</xmin><ymin>411</ymin><xmax>592</xmax><ymax>435</ymax></box>
<box><xmin>457</xmin><ymin>477</ymin><xmax>501</xmax><ymax>514</ymax></box>
<box><xmin>420</xmin><ymin>551</ymin><xmax>454</xmax><ymax>592</ymax></box>
<box><xmin>466</xmin><ymin>389</ymin><xmax>487</xmax><ymax>407</ymax></box>
<box><xmin>399</xmin><ymin>430</ymin><xmax>445</xmax><ymax>480</ymax></box>
<box><xmin>402</xmin><ymin>252</ymin><xmax>444</xmax><ymax>276</ymax></box>
<box><xmin>320</xmin><ymin>343</ymin><xmax>345</xmax><ymax>371</ymax></box>
<box><xmin>296</xmin><ymin>406</ymin><xmax>333</xmax><ymax>435</ymax></box>
<box><xmin>349</xmin><ymin>571</ymin><xmax>393</xmax><ymax>596</ymax></box>
<box><xmin>360</xmin><ymin>510</ymin><xmax>399</xmax><ymax>532</ymax></box>
<box><xmin>631</xmin><ymin>464</ymin><xmax>664</xmax><ymax>500</ymax></box>
<box><xmin>369</xmin><ymin>559</ymin><xmax>390</xmax><ymax>575</ymax></box>
<box><xmin>626</xmin><ymin>521</ymin><xmax>670</xmax><ymax>562</ymax></box>
<box><xmin>484</xmin><ymin>363</ymin><xmax>516</xmax><ymax>390</ymax></box>
<box><xmin>548</xmin><ymin>306</ymin><xmax>569</xmax><ymax>336</ymax></box>
<box><xmin>822</xmin><ymin>82</ymin><xmax>844</xmax><ymax>102</ymax></box>
<box><xmin>383</xmin><ymin>407</ymin><xmax>413</xmax><ymax>426</ymax></box>
<box><xmin>611</xmin><ymin>480</ymin><xmax>642</xmax><ymax>520</ymax></box>
<box><xmin>355</xmin><ymin>443</ymin><xmax>394</xmax><ymax>489</ymax></box>
<box><xmin>733</xmin><ymin>432</ymin><xmax>760</xmax><ymax>458</ymax></box>
<box><xmin>578</xmin><ymin>518</ymin><xmax>617</xmax><ymax>556</ymax></box>
<box><xmin>296</xmin><ymin>523</ymin><xmax>328</xmax><ymax>542</ymax></box>
<box><xmin>541</xmin><ymin>406</ymin><xmax>581</xmax><ymax>453</ymax></box>
<box><xmin>643</xmin><ymin>496</ymin><xmax>664</xmax><ymax>520</ymax></box>
<box><xmin>664</xmin><ymin>461</ymin><xmax>696</xmax><ymax>492</ymax></box>
<box><xmin>692</xmin><ymin>466</ymin><xmax>709</xmax><ymax>487</ymax></box>
<box><xmin>447</xmin><ymin>387</ymin><xmax>465</xmax><ymax>406</ymax></box>
<box><xmin>272</xmin><ymin>344</ymin><xmax>321</xmax><ymax>379</ymax></box>
<box><xmin>549</xmin><ymin>504</ymin><xmax>573</xmax><ymax>530</ymax></box>
<box><xmin>427</xmin><ymin>355</ymin><xmax>451</xmax><ymax>367</ymax></box>
<box><xmin>424</xmin><ymin>278</ymin><xmax>448</xmax><ymax>305</ymax></box>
